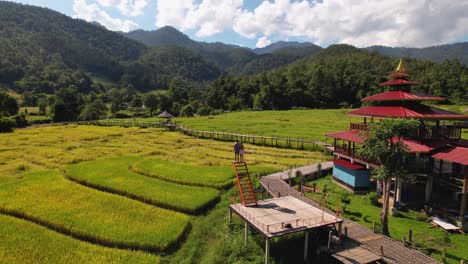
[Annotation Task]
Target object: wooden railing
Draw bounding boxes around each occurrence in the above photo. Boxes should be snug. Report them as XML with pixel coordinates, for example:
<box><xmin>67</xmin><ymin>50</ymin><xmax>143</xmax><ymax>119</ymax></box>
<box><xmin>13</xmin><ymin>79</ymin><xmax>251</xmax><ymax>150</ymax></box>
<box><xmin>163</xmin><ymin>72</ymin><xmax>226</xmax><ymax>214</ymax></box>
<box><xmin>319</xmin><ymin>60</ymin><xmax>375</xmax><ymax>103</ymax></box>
<box><xmin>349</xmin><ymin>122</ymin><xmax>368</xmax><ymax>131</ymax></box>
<box><xmin>417</xmin><ymin>126</ymin><xmax>461</xmax><ymax>139</ymax></box>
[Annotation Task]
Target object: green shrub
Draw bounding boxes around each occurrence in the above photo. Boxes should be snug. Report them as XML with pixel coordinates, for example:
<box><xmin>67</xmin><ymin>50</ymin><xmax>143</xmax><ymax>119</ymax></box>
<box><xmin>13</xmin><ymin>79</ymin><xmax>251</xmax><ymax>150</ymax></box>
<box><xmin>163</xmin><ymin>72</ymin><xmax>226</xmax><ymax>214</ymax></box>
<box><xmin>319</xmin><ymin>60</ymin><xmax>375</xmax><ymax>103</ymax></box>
<box><xmin>0</xmin><ymin>118</ymin><xmax>15</xmax><ymax>132</ymax></box>
<box><xmin>368</xmin><ymin>192</ymin><xmax>379</xmax><ymax>206</ymax></box>
<box><xmin>15</xmin><ymin>114</ymin><xmax>28</xmax><ymax>127</ymax></box>
<box><xmin>341</xmin><ymin>192</ymin><xmax>351</xmax><ymax>204</ymax></box>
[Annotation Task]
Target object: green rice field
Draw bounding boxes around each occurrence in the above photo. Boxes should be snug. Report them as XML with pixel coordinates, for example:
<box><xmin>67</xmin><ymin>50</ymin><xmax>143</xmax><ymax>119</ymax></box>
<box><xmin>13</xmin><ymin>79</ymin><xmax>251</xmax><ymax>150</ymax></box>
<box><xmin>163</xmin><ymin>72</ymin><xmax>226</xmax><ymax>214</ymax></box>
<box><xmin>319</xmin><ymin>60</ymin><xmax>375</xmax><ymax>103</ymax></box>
<box><xmin>0</xmin><ymin>170</ymin><xmax>189</xmax><ymax>251</ymax></box>
<box><xmin>0</xmin><ymin>124</ymin><xmax>324</xmax><ymax>263</ymax></box>
<box><xmin>132</xmin><ymin>158</ymin><xmax>273</xmax><ymax>189</ymax></box>
<box><xmin>0</xmin><ymin>214</ymin><xmax>160</xmax><ymax>264</ymax></box>
<box><xmin>66</xmin><ymin>157</ymin><xmax>221</xmax><ymax>214</ymax></box>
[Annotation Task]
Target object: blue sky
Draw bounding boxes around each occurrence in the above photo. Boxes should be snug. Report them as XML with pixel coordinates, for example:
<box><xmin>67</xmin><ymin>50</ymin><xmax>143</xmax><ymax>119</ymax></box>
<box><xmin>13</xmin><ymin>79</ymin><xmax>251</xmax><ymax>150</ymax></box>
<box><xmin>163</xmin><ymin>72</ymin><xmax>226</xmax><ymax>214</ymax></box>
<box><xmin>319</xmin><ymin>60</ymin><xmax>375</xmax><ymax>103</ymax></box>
<box><xmin>8</xmin><ymin>0</ymin><xmax>468</xmax><ymax>48</ymax></box>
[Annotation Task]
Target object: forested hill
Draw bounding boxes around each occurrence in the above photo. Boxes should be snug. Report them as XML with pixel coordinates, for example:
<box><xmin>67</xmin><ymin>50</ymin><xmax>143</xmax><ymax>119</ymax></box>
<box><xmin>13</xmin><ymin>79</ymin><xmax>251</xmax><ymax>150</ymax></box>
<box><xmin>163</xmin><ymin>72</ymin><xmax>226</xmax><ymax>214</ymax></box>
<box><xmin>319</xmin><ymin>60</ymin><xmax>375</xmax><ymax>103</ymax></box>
<box><xmin>253</xmin><ymin>41</ymin><xmax>321</xmax><ymax>54</ymax></box>
<box><xmin>204</xmin><ymin>44</ymin><xmax>468</xmax><ymax>111</ymax></box>
<box><xmin>124</xmin><ymin>28</ymin><xmax>322</xmax><ymax>74</ymax></box>
<box><xmin>0</xmin><ymin>2</ymin><xmax>228</xmax><ymax>93</ymax></box>
<box><xmin>366</xmin><ymin>42</ymin><xmax>468</xmax><ymax>66</ymax></box>
<box><xmin>0</xmin><ymin>1</ymin><xmax>145</xmax><ymax>90</ymax></box>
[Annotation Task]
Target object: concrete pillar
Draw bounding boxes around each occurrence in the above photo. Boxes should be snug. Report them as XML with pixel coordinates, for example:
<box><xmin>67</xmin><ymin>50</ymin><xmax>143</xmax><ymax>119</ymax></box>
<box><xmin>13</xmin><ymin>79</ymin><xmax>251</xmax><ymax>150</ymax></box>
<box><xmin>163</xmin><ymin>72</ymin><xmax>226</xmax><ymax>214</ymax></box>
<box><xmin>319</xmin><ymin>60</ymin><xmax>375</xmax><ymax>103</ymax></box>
<box><xmin>425</xmin><ymin>173</ymin><xmax>433</xmax><ymax>203</ymax></box>
<box><xmin>244</xmin><ymin>221</ymin><xmax>248</xmax><ymax>246</ymax></box>
<box><xmin>265</xmin><ymin>238</ymin><xmax>270</xmax><ymax>264</ymax></box>
<box><xmin>304</xmin><ymin>231</ymin><xmax>309</xmax><ymax>262</ymax></box>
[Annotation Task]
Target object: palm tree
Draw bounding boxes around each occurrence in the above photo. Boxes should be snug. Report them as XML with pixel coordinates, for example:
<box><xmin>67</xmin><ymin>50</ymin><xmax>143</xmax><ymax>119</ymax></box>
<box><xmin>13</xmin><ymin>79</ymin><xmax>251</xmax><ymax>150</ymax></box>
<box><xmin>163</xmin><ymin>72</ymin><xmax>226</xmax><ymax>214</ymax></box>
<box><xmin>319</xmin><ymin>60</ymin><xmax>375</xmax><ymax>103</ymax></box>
<box><xmin>358</xmin><ymin>118</ymin><xmax>418</xmax><ymax>235</ymax></box>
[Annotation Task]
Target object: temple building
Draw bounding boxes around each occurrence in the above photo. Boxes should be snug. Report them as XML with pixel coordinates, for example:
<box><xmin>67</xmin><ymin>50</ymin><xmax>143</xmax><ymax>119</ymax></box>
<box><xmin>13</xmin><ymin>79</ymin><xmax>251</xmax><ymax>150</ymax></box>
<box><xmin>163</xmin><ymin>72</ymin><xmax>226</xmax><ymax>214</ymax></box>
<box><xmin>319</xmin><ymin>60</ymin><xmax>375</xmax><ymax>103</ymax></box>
<box><xmin>325</xmin><ymin>59</ymin><xmax>468</xmax><ymax>230</ymax></box>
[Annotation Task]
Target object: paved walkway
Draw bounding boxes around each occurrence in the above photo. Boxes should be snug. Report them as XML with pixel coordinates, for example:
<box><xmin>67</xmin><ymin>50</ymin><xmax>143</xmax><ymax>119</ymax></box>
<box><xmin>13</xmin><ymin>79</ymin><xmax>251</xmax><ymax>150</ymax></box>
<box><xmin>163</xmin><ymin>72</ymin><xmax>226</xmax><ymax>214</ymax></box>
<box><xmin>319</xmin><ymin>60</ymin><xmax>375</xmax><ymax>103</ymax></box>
<box><xmin>260</xmin><ymin>162</ymin><xmax>440</xmax><ymax>264</ymax></box>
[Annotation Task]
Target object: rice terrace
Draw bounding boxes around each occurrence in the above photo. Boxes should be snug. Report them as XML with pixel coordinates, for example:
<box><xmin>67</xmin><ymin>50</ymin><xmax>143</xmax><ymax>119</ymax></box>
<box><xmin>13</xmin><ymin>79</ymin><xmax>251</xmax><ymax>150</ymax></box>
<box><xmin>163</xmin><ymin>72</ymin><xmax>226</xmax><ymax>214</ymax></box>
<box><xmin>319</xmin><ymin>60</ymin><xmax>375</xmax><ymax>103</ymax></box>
<box><xmin>1</xmin><ymin>1</ymin><xmax>468</xmax><ymax>263</ymax></box>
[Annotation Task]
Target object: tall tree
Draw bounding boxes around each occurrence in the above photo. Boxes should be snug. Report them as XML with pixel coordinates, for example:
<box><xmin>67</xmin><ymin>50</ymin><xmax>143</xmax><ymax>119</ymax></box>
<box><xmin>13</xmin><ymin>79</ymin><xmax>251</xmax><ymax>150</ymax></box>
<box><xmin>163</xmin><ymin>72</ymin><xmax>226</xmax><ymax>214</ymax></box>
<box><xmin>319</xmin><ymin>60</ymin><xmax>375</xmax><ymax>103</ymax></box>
<box><xmin>358</xmin><ymin>119</ymin><xmax>419</xmax><ymax>236</ymax></box>
<box><xmin>0</xmin><ymin>92</ymin><xmax>19</xmax><ymax>116</ymax></box>
<box><xmin>52</xmin><ymin>86</ymin><xmax>81</xmax><ymax>122</ymax></box>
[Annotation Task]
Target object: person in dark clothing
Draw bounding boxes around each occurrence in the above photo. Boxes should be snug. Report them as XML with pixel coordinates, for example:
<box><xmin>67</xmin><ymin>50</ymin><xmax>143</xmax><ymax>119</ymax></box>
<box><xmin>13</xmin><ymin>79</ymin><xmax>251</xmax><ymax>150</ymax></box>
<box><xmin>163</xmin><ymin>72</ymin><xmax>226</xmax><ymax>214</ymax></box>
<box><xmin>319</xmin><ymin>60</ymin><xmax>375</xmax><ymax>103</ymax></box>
<box><xmin>234</xmin><ymin>141</ymin><xmax>240</xmax><ymax>162</ymax></box>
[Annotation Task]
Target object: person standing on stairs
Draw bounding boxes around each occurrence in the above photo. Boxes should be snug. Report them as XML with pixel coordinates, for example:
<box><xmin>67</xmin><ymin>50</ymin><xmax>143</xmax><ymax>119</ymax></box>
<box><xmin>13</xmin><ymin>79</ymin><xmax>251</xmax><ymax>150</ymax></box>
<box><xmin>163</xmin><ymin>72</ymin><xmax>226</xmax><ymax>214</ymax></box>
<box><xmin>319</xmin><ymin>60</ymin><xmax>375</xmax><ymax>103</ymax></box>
<box><xmin>239</xmin><ymin>141</ymin><xmax>245</xmax><ymax>162</ymax></box>
<box><xmin>234</xmin><ymin>141</ymin><xmax>240</xmax><ymax>162</ymax></box>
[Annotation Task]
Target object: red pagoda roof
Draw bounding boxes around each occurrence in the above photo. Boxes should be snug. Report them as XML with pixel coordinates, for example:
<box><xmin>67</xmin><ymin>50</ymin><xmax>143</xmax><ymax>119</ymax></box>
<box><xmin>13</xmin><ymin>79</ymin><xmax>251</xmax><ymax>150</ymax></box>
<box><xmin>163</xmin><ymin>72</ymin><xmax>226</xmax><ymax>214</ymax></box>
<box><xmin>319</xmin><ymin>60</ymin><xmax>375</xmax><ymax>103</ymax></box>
<box><xmin>326</xmin><ymin>130</ymin><xmax>448</xmax><ymax>153</ymax></box>
<box><xmin>432</xmin><ymin>147</ymin><xmax>468</xmax><ymax>165</ymax></box>
<box><xmin>347</xmin><ymin>105</ymin><xmax>468</xmax><ymax>120</ymax></box>
<box><xmin>380</xmin><ymin>79</ymin><xmax>420</xmax><ymax>86</ymax></box>
<box><xmin>389</xmin><ymin>71</ymin><xmax>411</xmax><ymax>78</ymax></box>
<box><xmin>362</xmin><ymin>91</ymin><xmax>445</xmax><ymax>102</ymax></box>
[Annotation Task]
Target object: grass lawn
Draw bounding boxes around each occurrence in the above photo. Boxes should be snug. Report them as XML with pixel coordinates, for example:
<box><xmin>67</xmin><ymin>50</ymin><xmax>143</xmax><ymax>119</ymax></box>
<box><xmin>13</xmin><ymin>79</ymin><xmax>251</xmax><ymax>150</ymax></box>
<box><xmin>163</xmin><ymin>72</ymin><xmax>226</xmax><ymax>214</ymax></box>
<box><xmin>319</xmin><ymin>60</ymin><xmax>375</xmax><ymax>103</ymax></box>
<box><xmin>175</xmin><ymin>109</ymin><xmax>359</xmax><ymax>142</ymax></box>
<box><xmin>66</xmin><ymin>157</ymin><xmax>220</xmax><ymax>214</ymax></box>
<box><xmin>0</xmin><ymin>214</ymin><xmax>160</xmax><ymax>264</ymax></box>
<box><xmin>306</xmin><ymin>176</ymin><xmax>468</xmax><ymax>264</ymax></box>
<box><xmin>0</xmin><ymin>170</ymin><xmax>189</xmax><ymax>251</ymax></box>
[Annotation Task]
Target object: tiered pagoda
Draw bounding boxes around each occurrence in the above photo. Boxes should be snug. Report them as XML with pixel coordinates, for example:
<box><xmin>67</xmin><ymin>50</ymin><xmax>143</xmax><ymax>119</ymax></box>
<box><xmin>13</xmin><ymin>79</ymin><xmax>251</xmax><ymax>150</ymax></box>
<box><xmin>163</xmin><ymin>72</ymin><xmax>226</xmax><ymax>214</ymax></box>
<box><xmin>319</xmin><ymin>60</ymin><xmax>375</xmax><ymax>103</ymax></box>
<box><xmin>325</xmin><ymin>59</ymin><xmax>468</xmax><ymax>230</ymax></box>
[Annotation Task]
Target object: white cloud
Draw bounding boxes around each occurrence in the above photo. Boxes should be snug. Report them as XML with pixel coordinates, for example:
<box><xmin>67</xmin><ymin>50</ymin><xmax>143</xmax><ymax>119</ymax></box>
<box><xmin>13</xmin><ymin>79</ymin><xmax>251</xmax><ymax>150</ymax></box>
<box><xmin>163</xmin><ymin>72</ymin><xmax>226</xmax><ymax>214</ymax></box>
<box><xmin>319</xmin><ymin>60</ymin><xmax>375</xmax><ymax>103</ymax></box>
<box><xmin>255</xmin><ymin>36</ymin><xmax>271</xmax><ymax>48</ymax></box>
<box><xmin>96</xmin><ymin>0</ymin><xmax>148</xmax><ymax>17</ymax></box>
<box><xmin>156</xmin><ymin>0</ymin><xmax>243</xmax><ymax>37</ymax></box>
<box><xmin>73</xmin><ymin>0</ymin><xmax>139</xmax><ymax>32</ymax></box>
<box><xmin>233</xmin><ymin>0</ymin><xmax>468</xmax><ymax>47</ymax></box>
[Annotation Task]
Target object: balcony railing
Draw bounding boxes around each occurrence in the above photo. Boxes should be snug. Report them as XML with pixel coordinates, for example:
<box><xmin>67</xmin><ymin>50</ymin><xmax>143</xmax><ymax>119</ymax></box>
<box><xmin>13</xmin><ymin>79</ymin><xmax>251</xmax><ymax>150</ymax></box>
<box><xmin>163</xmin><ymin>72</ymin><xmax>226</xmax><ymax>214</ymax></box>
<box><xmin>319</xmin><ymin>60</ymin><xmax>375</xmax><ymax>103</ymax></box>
<box><xmin>417</xmin><ymin>126</ymin><xmax>461</xmax><ymax>140</ymax></box>
<box><xmin>350</xmin><ymin>122</ymin><xmax>368</xmax><ymax>131</ymax></box>
<box><xmin>350</xmin><ymin>122</ymin><xmax>461</xmax><ymax>139</ymax></box>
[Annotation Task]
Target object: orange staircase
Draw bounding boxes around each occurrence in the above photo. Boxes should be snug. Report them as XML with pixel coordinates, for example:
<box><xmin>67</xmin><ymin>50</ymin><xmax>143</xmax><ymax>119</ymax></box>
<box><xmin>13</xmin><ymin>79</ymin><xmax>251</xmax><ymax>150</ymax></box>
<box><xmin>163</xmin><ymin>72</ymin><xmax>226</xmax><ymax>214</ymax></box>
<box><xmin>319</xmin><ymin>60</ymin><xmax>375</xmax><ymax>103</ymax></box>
<box><xmin>233</xmin><ymin>161</ymin><xmax>257</xmax><ymax>206</ymax></box>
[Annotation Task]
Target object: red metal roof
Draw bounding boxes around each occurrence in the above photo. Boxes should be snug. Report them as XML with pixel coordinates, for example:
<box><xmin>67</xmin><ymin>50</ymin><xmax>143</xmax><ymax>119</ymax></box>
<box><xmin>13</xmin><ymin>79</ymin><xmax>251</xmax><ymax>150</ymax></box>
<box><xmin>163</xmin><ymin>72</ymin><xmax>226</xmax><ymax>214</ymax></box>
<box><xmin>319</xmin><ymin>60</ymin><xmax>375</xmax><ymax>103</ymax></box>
<box><xmin>432</xmin><ymin>147</ymin><xmax>468</xmax><ymax>165</ymax></box>
<box><xmin>325</xmin><ymin>130</ymin><xmax>365</xmax><ymax>144</ymax></box>
<box><xmin>326</xmin><ymin>129</ymin><xmax>448</xmax><ymax>153</ymax></box>
<box><xmin>333</xmin><ymin>159</ymin><xmax>366</xmax><ymax>170</ymax></box>
<box><xmin>362</xmin><ymin>91</ymin><xmax>445</xmax><ymax>102</ymax></box>
<box><xmin>347</xmin><ymin>105</ymin><xmax>468</xmax><ymax>120</ymax></box>
<box><xmin>380</xmin><ymin>79</ymin><xmax>420</xmax><ymax>86</ymax></box>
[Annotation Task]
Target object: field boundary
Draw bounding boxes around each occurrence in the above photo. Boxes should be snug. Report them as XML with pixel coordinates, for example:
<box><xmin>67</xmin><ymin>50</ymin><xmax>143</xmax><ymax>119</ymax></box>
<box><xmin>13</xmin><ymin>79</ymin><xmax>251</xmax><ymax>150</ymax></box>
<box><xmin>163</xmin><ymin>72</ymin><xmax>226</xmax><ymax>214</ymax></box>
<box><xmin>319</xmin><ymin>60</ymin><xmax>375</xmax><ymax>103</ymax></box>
<box><xmin>75</xmin><ymin>120</ymin><xmax>331</xmax><ymax>151</ymax></box>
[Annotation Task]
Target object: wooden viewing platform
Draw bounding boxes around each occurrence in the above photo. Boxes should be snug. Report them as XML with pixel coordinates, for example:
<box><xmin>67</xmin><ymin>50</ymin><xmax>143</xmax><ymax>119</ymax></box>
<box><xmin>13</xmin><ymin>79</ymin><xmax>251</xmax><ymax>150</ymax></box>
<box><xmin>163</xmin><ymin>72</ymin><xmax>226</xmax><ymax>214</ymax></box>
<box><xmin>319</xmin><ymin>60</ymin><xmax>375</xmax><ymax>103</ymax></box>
<box><xmin>259</xmin><ymin>162</ymin><xmax>440</xmax><ymax>264</ymax></box>
<box><xmin>230</xmin><ymin>196</ymin><xmax>343</xmax><ymax>238</ymax></box>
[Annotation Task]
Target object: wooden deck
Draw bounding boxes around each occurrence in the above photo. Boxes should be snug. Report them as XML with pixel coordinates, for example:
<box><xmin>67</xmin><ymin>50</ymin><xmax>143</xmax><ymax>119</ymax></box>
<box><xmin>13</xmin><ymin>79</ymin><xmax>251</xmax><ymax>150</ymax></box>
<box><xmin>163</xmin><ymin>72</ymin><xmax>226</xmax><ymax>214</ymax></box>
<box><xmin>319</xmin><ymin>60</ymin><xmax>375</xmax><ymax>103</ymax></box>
<box><xmin>332</xmin><ymin>241</ymin><xmax>382</xmax><ymax>264</ymax></box>
<box><xmin>230</xmin><ymin>196</ymin><xmax>342</xmax><ymax>238</ymax></box>
<box><xmin>260</xmin><ymin>162</ymin><xmax>440</xmax><ymax>264</ymax></box>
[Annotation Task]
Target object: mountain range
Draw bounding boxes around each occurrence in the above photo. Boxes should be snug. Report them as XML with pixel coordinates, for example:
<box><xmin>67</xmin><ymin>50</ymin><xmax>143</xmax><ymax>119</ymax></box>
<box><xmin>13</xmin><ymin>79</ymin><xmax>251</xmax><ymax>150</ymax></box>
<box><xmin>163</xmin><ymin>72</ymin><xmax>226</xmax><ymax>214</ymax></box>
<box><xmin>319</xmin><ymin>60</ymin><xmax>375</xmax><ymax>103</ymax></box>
<box><xmin>0</xmin><ymin>1</ymin><xmax>467</xmax><ymax>95</ymax></box>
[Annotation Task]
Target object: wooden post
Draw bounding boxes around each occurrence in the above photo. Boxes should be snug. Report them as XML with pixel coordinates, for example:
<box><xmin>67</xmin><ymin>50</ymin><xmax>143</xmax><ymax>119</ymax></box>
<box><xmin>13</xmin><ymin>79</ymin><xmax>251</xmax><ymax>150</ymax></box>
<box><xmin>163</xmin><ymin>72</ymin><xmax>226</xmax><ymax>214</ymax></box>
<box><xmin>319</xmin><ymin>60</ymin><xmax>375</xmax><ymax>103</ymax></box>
<box><xmin>327</xmin><ymin>230</ymin><xmax>332</xmax><ymax>249</ymax></box>
<box><xmin>408</xmin><ymin>229</ymin><xmax>412</xmax><ymax>242</ymax></box>
<box><xmin>344</xmin><ymin>226</ymin><xmax>348</xmax><ymax>237</ymax></box>
<box><xmin>304</xmin><ymin>231</ymin><xmax>309</xmax><ymax>262</ymax></box>
<box><xmin>380</xmin><ymin>245</ymin><xmax>384</xmax><ymax>257</ymax></box>
<box><xmin>425</xmin><ymin>173</ymin><xmax>433</xmax><ymax>203</ymax></box>
<box><xmin>460</xmin><ymin>166</ymin><xmax>468</xmax><ymax>225</ymax></box>
<box><xmin>244</xmin><ymin>221</ymin><xmax>248</xmax><ymax>246</ymax></box>
<box><xmin>373</xmin><ymin>221</ymin><xmax>376</xmax><ymax>233</ymax></box>
<box><xmin>402</xmin><ymin>236</ymin><xmax>406</xmax><ymax>247</ymax></box>
<box><xmin>228</xmin><ymin>208</ymin><xmax>232</xmax><ymax>223</ymax></box>
<box><xmin>338</xmin><ymin>222</ymin><xmax>342</xmax><ymax>234</ymax></box>
<box><xmin>396</xmin><ymin>178</ymin><xmax>402</xmax><ymax>204</ymax></box>
<box><xmin>265</xmin><ymin>238</ymin><xmax>270</xmax><ymax>264</ymax></box>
